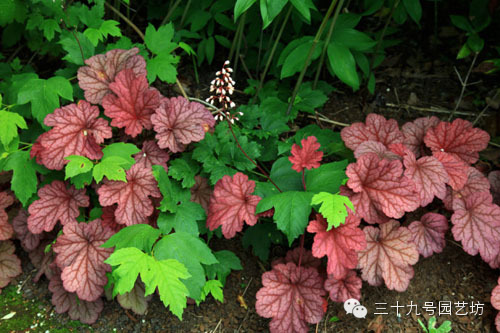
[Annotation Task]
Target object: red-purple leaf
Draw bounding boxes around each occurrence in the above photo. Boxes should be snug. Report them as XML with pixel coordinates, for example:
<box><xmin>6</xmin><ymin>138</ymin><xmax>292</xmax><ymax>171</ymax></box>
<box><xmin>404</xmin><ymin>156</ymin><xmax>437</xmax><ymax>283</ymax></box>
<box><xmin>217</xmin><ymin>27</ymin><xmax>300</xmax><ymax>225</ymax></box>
<box><xmin>190</xmin><ymin>175</ymin><xmax>211</xmax><ymax>213</ymax></box>
<box><xmin>272</xmin><ymin>247</ymin><xmax>322</xmax><ymax>269</ymax></box>
<box><xmin>307</xmin><ymin>213</ymin><xmax>366</xmax><ymax>279</ymax></box>
<box><xmin>289</xmin><ymin>136</ymin><xmax>323</xmax><ymax>173</ymax></box>
<box><xmin>443</xmin><ymin>167</ymin><xmax>491</xmax><ymax>210</ymax></box>
<box><xmin>29</xmin><ymin>242</ymin><xmax>55</xmax><ymax>282</ymax></box>
<box><xmin>354</xmin><ymin>141</ymin><xmax>400</xmax><ymax>160</ymax></box>
<box><xmin>0</xmin><ymin>191</ymin><xmax>14</xmax><ymax>240</ymax></box>
<box><xmin>207</xmin><ymin>172</ymin><xmax>260</xmax><ymax>238</ymax></box>
<box><xmin>451</xmin><ymin>191</ymin><xmax>500</xmax><ymax>262</ymax></box>
<box><xmin>28</xmin><ymin>181</ymin><xmax>89</xmax><ymax>234</ymax></box>
<box><xmin>424</xmin><ymin>118</ymin><xmax>490</xmax><ymax>164</ymax></box>
<box><xmin>403</xmin><ymin>152</ymin><xmax>449</xmax><ymax>206</ymax></box>
<box><xmin>341</xmin><ymin>113</ymin><xmax>404</xmax><ymax>151</ymax></box>
<box><xmin>493</xmin><ymin>278</ymin><xmax>500</xmax><ymax>332</ymax></box>
<box><xmin>49</xmin><ymin>270</ymin><xmax>104</xmax><ymax>324</ymax></box>
<box><xmin>13</xmin><ymin>209</ymin><xmax>42</xmax><ymax>251</ymax></box>
<box><xmin>39</xmin><ymin>101</ymin><xmax>113</xmax><ymax>170</ymax></box>
<box><xmin>100</xmin><ymin>206</ymin><xmax>125</xmax><ymax>233</ymax></box>
<box><xmin>77</xmin><ymin>48</ymin><xmax>147</xmax><ymax>105</ymax></box>
<box><xmin>489</xmin><ymin>171</ymin><xmax>500</xmax><ymax>205</ymax></box>
<box><xmin>433</xmin><ymin>151</ymin><xmax>469</xmax><ymax>191</ymax></box>
<box><xmin>0</xmin><ymin>240</ymin><xmax>22</xmax><ymax>292</ymax></box>
<box><xmin>357</xmin><ymin>220</ymin><xmax>419</xmax><ymax>291</ymax></box>
<box><xmin>97</xmin><ymin>164</ymin><xmax>161</xmax><ymax>226</ymax></box>
<box><xmin>408</xmin><ymin>212</ymin><xmax>448</xmax><ymax>258</ymax></box>
<box><xmin>401</xmin><ymin>116</ymin><xmax>440</xmax><ymax>158</ymax></box>
<box><xmin>102</xmin><ymin>69</ymin><xmax>160</xmax><ymax>137</ymax></box>
<box><xmin>346</xmin><ymin>153</ymin><xmax>419</xmax><ymax>223</ymax></box>
<box><xmin>133</xmin><ymin>140</ymin><xmax>170</xmax><ymax>172</ymax></box>
<box><xmin>151</xmin><ymin>97</ymin><xmax>215</xmax><ymax>153</ymax></box>
<box><xmin>256</xmin><ymin>262</ymin><xmax>326</xmax><ymax>333</ymax></box>
<box><xmin>324</xmin><ymin>270</ymin><xmax>362</xmax><ymax>303</ymax></box>
<box><xmin>53</xmin><ymin>220</ymin><xmax>114</xmax><ymax>302</ymax></box>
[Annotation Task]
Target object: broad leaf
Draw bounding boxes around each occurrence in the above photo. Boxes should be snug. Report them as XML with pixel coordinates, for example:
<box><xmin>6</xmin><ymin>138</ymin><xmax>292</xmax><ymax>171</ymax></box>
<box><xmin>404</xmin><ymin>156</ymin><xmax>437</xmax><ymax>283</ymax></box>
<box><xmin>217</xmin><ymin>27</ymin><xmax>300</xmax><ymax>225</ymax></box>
<box><xmin>101</xmin><ymin>224</ymin><xmax>161</xmax><ymax>253</ymax></box>
<box><xmin>144</xmin><ymin>23</ymin><xmax>177</xmax><ymax>55</ymax></box>
<box><xmin>12</xmin><ymin>210</ymin><xmax>41</xmax><ymax>251</ymax></box>
<box><xmin>133</xmin><ymin>140</ymin><xmax>169</xmax><ymax>172</ymax></box>
<box><xmin>327</xmin><ymin>42</ymin><xmax>359</xmax><ymax>90</ymax></box>
<box><xmin>0</xmin><ymin>110</ymin><xmax>27</xmax><ymax>148</ymax></box>
<box><xmin>260</xmin><ymin>0</ymin><xmax>288</xmax><ymax>29</ymax></box>
<box><xmin>234</xmin><ymin>0</ymin><xmax>257</xmax><ymax>21</ymax></box>
<box><xmin>101</xmin><ymin>142</ymin><xmax>140</xmax><ymax>168</ymax></box>
<box><xmin>168</xmin><ymin>156</ymin><xmax>200</xmax><ymax>188</ymax></box>
<box><xmin>0</xmin><ymin>192</ymin><xmax>14</xmax><ymax>240</ymax></box>
<box><xmin>355</xmin><ymin>140</ymin><xmax>401</xmax><ymax>160</ymax></box>
<box><xmin>433</xmin><ymin>151</ymin><xmax>469</xmax><ymax>191</ymax></box>
<box><xmin>310</xmin><ymin>193</ymin><xmax>354</xmax><ymax>229</ymax></box>
<box><xmin>401</xmin><ymin>116</ymin><xmax>439</xmax><ymax>158</ymax></box>
<box><xmin>198</xmin><ymin>279</ymin><xmax>224</xmax><ymax>304</ymax></box>
<box><xmin>443</xmin><ymin>167</ymin><xmax>490</xmax><ymax>210</ymax></box>
<box><xmin>190</xmin><ymin>176</ymin><xmax>211</xmax><ymax>213</ymax></box>
<box><xmin>65</xmin><ymin>155</ymin><xmax>93</xmax><ymax>179</ymax></box>
<box><xmin>324</xmin><ymin>270</ymin><xmax>362</xmax><ymax>303</ymax></box>
<box><xmin>204</xmin><ymin>250</ymin><xmax>242</xmax><ymax>285</ymax></box>
<box><xmin>489</xmin><ymin>171</ymin><xmax>500</xmax><ymax>205</ymax></box>
<box><xmin>242</xmin><ymin>222</ymin><xmax>285</xmax><ymax>261</ymax></box>
<box><xmin>289</xmin><ymin>136</ymin><xmax>323</xmax><ymax>173</ymax></box>
<box><xmin>408</xmin><ymin>213</ymin><xmax>448</xmax><ymax>258</ymax></box>
<box><xmin>92</xmin><ymin>156</ymin><xmax>129</xmax><ymax>183</ymax></box>
<box><xmin>269</xmin><ymin>157</ymin><xmax>303</xmax><ymax>191</ymax></box>
<box><xmin>101</xmin><ymin>206</ymin><xmax>125</xmax><ymax>233</ymax></box>
<box><xmin>305</xmin><ymin>161</ymin><xmax>348</xmax><ymax>194</ymax></box>
<box><xmin>0</xmin><ymin>241</ymin><xmax>22</xmax><ymax>291</ymax></box>
<box><xmin>116</xmin><ymin>280</ymin><xmax>151</xmax><ymax>315</ymax></box>
<box><xmin>157</xmin><ymin>201</ymin><xmax>205</xmax><ymax>236</ymax></box>
<box><xmin>272</xmin><ymin>247</ymin><xmax>322</xmax><ymax>269</ymax></box>
<box><xmin>3</xmin><ymin>150</ymin><xmax>38</xmax><ymax>206</ymax></box>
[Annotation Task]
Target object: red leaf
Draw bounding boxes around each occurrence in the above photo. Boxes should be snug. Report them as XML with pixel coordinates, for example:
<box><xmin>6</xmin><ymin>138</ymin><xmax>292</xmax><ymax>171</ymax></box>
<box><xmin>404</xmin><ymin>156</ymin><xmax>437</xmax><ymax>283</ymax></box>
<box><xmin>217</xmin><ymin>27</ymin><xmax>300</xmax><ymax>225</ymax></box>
<box><xmin>340</xmin><ymin>186</ymin><xmax>390</xmax><ymax>224</ymax></box>
<box><xmin>433</xmin><ymin>151</ymin><xmax>469</xmax><ymax>191</ymax></box>
<box><xmin>256</xmin><ymin>262</ymin><xmax>326</xmax><ymax>333</ymax></box>
<box><xmin>324</xmin><ymin>270</ymin><xmax>362</xmax><ymax>303</ymax></box>
<box><xmin>0</xmin><ymin>191</ymin><xmax>14</xmax><ymax>240</ymax></box>
<box><xmin>190</xmin><ymin>175</ymin><xmax>211</xmax><ymax>213</ymax></box>
<box><xmin>451</xmin><ymin>191</ymin><xmax>500</xmax><ymax>262</ymax></box>
<box><xmin>408</xmin><ymin>212</ymin><xmax>448</xmax><ymax>258</ymax></box>
<box><xmin>424</xmin><ymin>118</ymin><xmax>490</xmax><ymax>164</ymax></box>
<box><xmin>77</xmin><ymin>48</ymin><xmax>146</xmax><ymax>105</ymax></box>
<box><xmin>29</xmin><ymin>241</ymin><xmax>55</xmax><ymax>282</ymax></box>
<box><xmin>39</xmin><ymin>101</ymin><xmax>113</xmax><ymax>170</ymax></box>
<box><xmin>272</xmin><ymin>248</ymin><xmax>322</xmax><ymax>269</ymax></box>
<box><xmin>49</xmin><ymin>270</ymin><xmax>103</xmax><ymax>324</ymax></box>
<box><xmin>443</xmin><ymin>167</ymin><xmax>491</xmax><ymax>210</ymax></box>
<box><xmin>403</xmin><ymin>152</ymin><xmax>449</xmax><ymax>206</ymax></box>
<box><xmin>30</xmin><ymin>134</ymin><xmax>46</xmax><ymax>164</ymax></box>
<box><xmin>401</xmin><ymin>116</ymin><xmax>440</xmax><ymax>158</ymax></box>
<box><xmin>341</xmin><ymin>113</ymin><xmax>404</xmax><ymax>151</ymax></box>
<box><xmin>354</xmin><ymin>141</ymin><xmax>400</xmax><ymax>160</ymax></box>
<box><xmin>98</xmin><ymin>164</ymin><xmax>161</xmax><ymax>226</ymax></box>
<box><xmin>289</xmin><ymin>136</ymin><xmax>323</xmax><ymax>173</ymax></box>
<box><xmin>151</xmin><ymin>97</ymin><xmax>215</xmax><ymax>153</ymax></box>
<box><xmin>102</xmin><ymin>69</ymin><xmax>160</xmax><ymax>137</ymax></box>
<box><xmin>13</xmin><ymin>209</ymin><xmax>42</xmax><ymax>251</ymax></box>
<box><xmin>53</xmin><ymin>220</ymin><xmax>114</xmax><ymax>302</ymax></box>
<box><xmin>489</xmin><ymin>171</ymin><xmax>500</xmax><ymax>205</ymax></box>
<box><xmin>28</xmin><ymin>181</ymin><xmax>89</xmax><ymax>234</ymax></box>
<box><xmin>492</xmin><ymin>277</ymin><xmax>500</xmax><ymax>311</ymax></box>
<box><xmin>357</xmin><ymin>220</ymin><xmax>419</xmax><ymax>291</ymax></box>
<box><xmin>133</xmin><ymin>140</ymin><xmax>170</xmax><ymax>172</ymax></box>
<box><xmin>206</xmin><ymin>172</ymin><xmax>260</xmax><ymax>238</ymax></box>
<box><xmin>346</xmin><ymin>153</ymin><xmax>419</xmax><ymax>223</ymax></box>
<box><xmin>307</xmin><ymin>213</ymin><xmax>366</xmax><ymax>279</ymax></box>
<box><xmin>0</xmin><ymin>240</ymin><xmax>22</xmax><ymax>291</ymax></box>
<box><xmin>100</xmin><ymin>206</ymin><xmax>124</xmax><ymax>233</ymax></box>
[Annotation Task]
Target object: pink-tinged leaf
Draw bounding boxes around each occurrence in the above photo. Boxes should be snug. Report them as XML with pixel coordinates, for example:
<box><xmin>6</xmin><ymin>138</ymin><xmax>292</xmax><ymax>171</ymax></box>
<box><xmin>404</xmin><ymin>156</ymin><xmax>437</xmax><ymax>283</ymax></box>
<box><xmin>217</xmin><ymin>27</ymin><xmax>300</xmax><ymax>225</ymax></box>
<box><xmin>341</xmin><ymin>113</ymin><xmax>404</xmax><ymax>151</ymax></box>
<box><xmin>190</xmin><ymin>175</ymin><xmax>211</xmax><ymax>213</ymax></box>
<box><xmin>256</xmin><ymin>262</ymin><xmax>326</xmax><ymax>333</ymax></box>
<box><xmin>357</xmin><ymin>220</ymin><xmax>419</xmax><ymax>291</ymax></box>
<box><xmin>324</xmin><ymin>270</ymin><xmax>362</xmax><ymax>303</ymax></box>
<box><xmin>424</xmin><ymin>118</ymin><xmax>490</xmax><ymax>164</ymax></box>
<box><xmin>206</xmin><ymin>172</ymin><xmax>260</xmax><ymax>239</ymax></box>
<box><xmin>403</xmin><ymin>153</ymin><xmax>449</xmax><ymax>206</ymax></box>
<box><xmin>354</xmin><ymin>141</ymin><xmax>400</xmax><ymax>160</ymax></box>
<box><xmin>0</xmin><ymin>192</ymin><xmax>14</xmax><ymax>240</ymax></box>
<box><xmin>77</xmin><ymin>48</ymin><xmax>147</xmax><ymax>105</ymax></box>
<box><xmin>492</xmin><ymin>277</ymin><xmax>500</xmax><ymax>311</ymax></box>
<box><xmin>443</xmin><ymin>167</ymin><xmax>491</xmax><ymax>210</ymax></box>
<box><xmin>408</xmin><ymin>213</ymin><xmax>448</xmax><ymax>258</ymax></box>
<box><xmin>151</xmin><ymin>96</ymin><xmax>215</xmax><ymax>153</ymax></box>
<box><xmin>433</xmin><ymin>151</ymin><xmax>469</xmax><ymax>191</ymax></box>
<box><xmin>102</xmin><ymin>69</ymin><xmax>160</xmax><ymax>137</ymax></box>
<box><xmin>401</xmin><ymin>116</ymin><xmax>440</xmax><ymax>158</ymax></box>
<box><xmin>53</xmin><ymin>220</ymin><xmax>114</xmax><ymax>302</ymax></box>
<box><xmin>307</xmin><ymin>213</ymin><xmax>366</xmax><ymax>279</ymax></box>
<box><xmin>97</xmin><ymin>164</ymin><xmax>161</xmax><ymax>226</ymax></box>
<box><xmin>496</xmin><ymin>312</ymin><xmax>500</xmax><ymax>333</ymax></box>
<box><xmin>39</xmin><ymin>101</ymin><xmax>113</xmax><ymax>170</ymax></box>
<box><xmin>29</xmin><ymin>242</ymin><xmax>55</xmax><ymax>282</ymax></box>
<box><xmin>28</xmin><ymin>181</ymin><xmax>89</xmax><ymax>234</ymax></box>
<box><xmin>133</xmin><ymin>140</ymin><xmax>170</xmax><ymax>172</ymax></box>
<box><xmin>346</xmin><ymin>153</ymin><xmax>419</xmax><ymax>222</ymax></box>
<box><xmin>451</xmin><ymin>191</ymin><xmax>500</xmax><ymax>262</ymax></box>
<box><xmin>272</xmin><ymin>248</ymin><xmax>322</xmax><ymax>269</ymax></box>
<box><xmin>49</xmin><ymin>271</ymin><xmax>103</xmax><ymax>324</ymax></box>
<box><xmin>489</xmin><ymin>171</ymin><xmax>500</xmax><ymax>205</ymax></box>
<box><xmin>13</xmin><ymin>210</ymin><xmax>42</xmax><ymax>251</ymax></box>
<box><xmin>100</xmin><ymin>206</ymin><xmax>124</xmax><ymax>233</ymax></box>
<box><xmin>0</xmin><ymin>240</ymin><xmax>22</xmax><ymax>291</ymax></box>
<box><xmin>289</xmin><ymin>136</ymin><xmax>323</xmax><ymax>173</ymax></box>
<box><xmin>30</xmin><ymin>134</ymin><xmax>46</xmax><ymax>164</ymax></box>
<box><xmin>339</xmin><ymin>186</ymin><xmax>390</xmax><ymax>224</ymax></box>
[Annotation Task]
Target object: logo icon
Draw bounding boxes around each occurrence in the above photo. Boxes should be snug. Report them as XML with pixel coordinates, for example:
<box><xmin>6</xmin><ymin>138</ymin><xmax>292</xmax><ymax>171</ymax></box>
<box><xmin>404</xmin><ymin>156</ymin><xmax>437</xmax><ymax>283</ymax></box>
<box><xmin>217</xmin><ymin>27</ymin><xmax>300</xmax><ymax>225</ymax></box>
<box><xmin>344</xmin><ymin>298</ymin><xmax>367</xmax><ymax>319</ymax></box>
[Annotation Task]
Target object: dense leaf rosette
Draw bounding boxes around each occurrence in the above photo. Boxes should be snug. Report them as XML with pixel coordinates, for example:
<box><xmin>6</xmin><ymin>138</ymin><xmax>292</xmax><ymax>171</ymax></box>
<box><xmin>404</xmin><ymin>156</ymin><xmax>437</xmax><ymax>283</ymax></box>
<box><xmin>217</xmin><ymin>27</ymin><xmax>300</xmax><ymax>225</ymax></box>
<box><xmin>133</xmin><ymin>140</ymin><xmax>170</xmax><ymax>171</ymax></box>
<box><xmin>408</xmin><ymin>213</ymin><xmax>448</xmax><ymax>258</ymax></box>
<box><xmin>433</xmin><ymin>151</ymin><xmax>469</xmax><ymax>191</ymax></box>
<box><xmin>98</xmin><ymin>164</ymin><xmax>161</xmax><ymax>226</ymax></box>
<box><xmin>13</xmin><ymin>209</ymin><xmax>42</xmax><ymax>251</ymax></box>
<box><xmin>102</xmin><ymin>69</ymin><xmax>160</xmax><ymax>137</ymax></box>
<box><xmin>38</xmin><ymin>100</ymin><xmax>112</xmax><ymax>170</ymax></box>
<box><xmin>443</xmin><ymin>167</ymin><xmax>490</xmax><ymax>210</ymax></box>
<box><xmin>207</xmin><ymin>172</ymin><xmax>261</xmax><ymax>238</ymax></box>
<box><xmin>0</xmin><ymin>192</ymin><xmax>14</xmax><ymax>240</ymax></box>
<box><xmin>354</xmin><ymin>140</ymin><xmax>400</xmax><ymax>160</ymax></box>
<box><xmin>151</xmin><ymin>96</ymin><xmax>215</xmax><ymax>153</ymax></box>
<box><xmin>289</xmin><ymin>136</ymin><xmax>323</xmax><ymax>173</ymax></box>
<box><xmin>28</xmin><ymin>181</ymin><xmax>89</xmax><ymax>234</ymax></box>
<box><xmin>324</xmin><ymin>270</ymin><xmax>362</xmax><ymax>303</ymax></box>
<box><xmin>53</xmin><ymin>220</ymin><xmax>114</xmax><ymax>302</ymax></box>
<box><xmin>0</xmin><ymin>240</ymin><xmax>22</xmax><ymax>291</ymax></box>
<box><xmin>401</xmin><ymin>116</ymin><xmax>440</xmax><ymax>158</ymax></box>
<box><xmin>77</xmin><ymin>48</ymin><xmax>147</xmax><ymax>104</ymax></box>
<box><xmin>256</xmin><ymin>262</ymin><xmax>326</xmax><ymax>333</ymax></box>
<box><xmin>357</xmin><ymin>220</ymin><xmax>419</xmax><ymax>291</ymax></box>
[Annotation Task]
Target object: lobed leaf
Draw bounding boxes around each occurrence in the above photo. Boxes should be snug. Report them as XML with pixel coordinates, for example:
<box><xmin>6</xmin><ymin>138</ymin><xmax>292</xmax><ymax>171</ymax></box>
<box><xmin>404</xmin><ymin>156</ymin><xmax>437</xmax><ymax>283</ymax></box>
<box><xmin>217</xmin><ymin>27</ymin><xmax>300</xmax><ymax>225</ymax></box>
<box><xmin>408</xmin><ymin>213</ymin><xmax>448</xmax><ymax>258</ymax></box>
<box><xmin>324</xmin><ymin>270</ymin><xmax>362</xmax><ymax>303</ymax></box>
<box><xmin>0</xmin><ymin>240</ymin><xmax>22</xmax><ymax>291</ymax></box>
<box><xmin>12</xmin><ymin>209</ymin><xmax>41</xmax><ymax>251</ymax></box>
<box><xmin>401</xmin><ymin>116</ymin><xmax>440</xmax><ymax>158</ymax></box>
<box><xmin>310</xmin><ymin>193</ymin><xmax>354</xmax><ymax>230</ymax></box>
<box><xmin>133</xmin><ymin>140</ymin><xmax>169</xmax><ymax>172</ymax></box>
<box><xmin>289</xmin><ymin>136</ymin><xmax>323</xmax><ymax>173</ymax></box>
<box><xmin>0</xmin><ymin>192</ymin><xmax>14</xmax><ymax>241</ymax></box>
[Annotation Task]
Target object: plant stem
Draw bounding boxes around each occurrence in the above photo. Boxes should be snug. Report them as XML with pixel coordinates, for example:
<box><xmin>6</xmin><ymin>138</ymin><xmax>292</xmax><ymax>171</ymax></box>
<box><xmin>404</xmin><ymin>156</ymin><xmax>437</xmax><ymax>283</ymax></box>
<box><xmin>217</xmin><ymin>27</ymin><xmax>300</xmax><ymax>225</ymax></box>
<box><xmin>301</xmin><ymin>170</ymin><xmax>306</xmax><ymax>192</ymax></box>
<box><xmin>233</xmin><ymin>12</ymin><xmax>247</xmax><ymax>75</ymax></box>
<box><xmin>370</xmin><ymin>0</ymin><xmax>399</xmax><ymax>70</ymax></box>
<box><xmin>298</xmin><ymin>233</ymin><xmax>305</xmax><ymax>269</ymax></box>
<box><xmin>312</xmin><ymin>0</ymin><xmax>344</xmax><ymax>89</ymax></box>
<box><xmin>161</xmin><ymin>0</ymin><xmax>182</xmax><ymax>26</ymax></box>
<box><xmin>180</xmin><ymin>0</ymin><xmax>192</xmax><ymax>26</ymax></box>
<box><xmin>449</xmin><ymin>52</ymin><xmax>479</xmax><ymax>120</ymax></box>
<box><xmin>286</xmin><ymin>0</ymin><xmax>338</xmax><ymax>116</ymax></box>
<box><xmin>229</xmin><ymin>15</ymin><xmax>244</xmax><ymax>61</ymax></box>
<box><xmin>472</xmin><ymin>89</ymin><xmax>499</xmax><ymax>126</ymax></box>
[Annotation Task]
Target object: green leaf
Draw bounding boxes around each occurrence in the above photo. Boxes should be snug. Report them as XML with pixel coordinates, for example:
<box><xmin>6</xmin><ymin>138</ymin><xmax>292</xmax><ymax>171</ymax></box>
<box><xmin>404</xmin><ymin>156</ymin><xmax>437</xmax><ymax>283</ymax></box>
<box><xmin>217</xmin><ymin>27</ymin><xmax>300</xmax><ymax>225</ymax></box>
<box><xmin>260</xmin><ymin>0</ymin><xmax>288</xmax><ymax>29</ymax></box>
<box><xmin>147</xmin><ymin>53</ymin><xmax>179</xmax><ymax>83</ymax></box>
<box><xmin>278</xmin><ymin>36</ymin><xmax>313</xmax><ymax>66</ymax></box>
<box><xmin>402</xmin><ymin>0</ymin><xmax>422</xmax><ymax>25</ymax></box>
<box><xmin>101</xmin><ymin>143</ymin><xmax>139</xmax><ymax>168</ymax></box>
<box><xmin>168</xmin><ymin>157</ymin><xmax>200</xmax><ymax>188</ymax></box>
<box><xmin>327</xmin><ymin>42</ymin><xmax>359</xmax><ymax>90</ymax></box>
<box><xmin>450</xmin><ymin>15</ymin><xmax>473</xmax><ymax>32</ymax></box>
<box><xmin>70</xmin><ymin>171</ymin><xmax>93</xmax><ymax>189</ymax></box>
<box><xmin>281</xmin><ymin>40</ymin><xmax>322</xmax><ymax>78</ymax></box>
<box><xmin>204</xmin><ymin>250</ymin><xmax>242</xmax><ymax>285</ymax></box>
<box><xmin>332</xmin><ymin>28</ymin><xmax>376</xmax><ymax>51</ymax></box>
<box><xmin>290</xmin><ymin>0</ymin><xmax>315</xmax><ymax>23</ymax></box>
<box><xmin>89</xmin><ymin>207</ymin><xmax>103</xmax><ymax>220</ymax></box>
<box><xmin>256</xmin><ymin>191</ymin><xmax>314</xmax><ymax>245</ymax></box>
<box><xmin>0</xmin><ymin>0</ymin><xmax>27</xmax><ymax>25</ymax></box>
<box><xmin>3</xmin><ymin>150</ymin><xmax>37</xmax><ymax>206</ymax></box>
<box><xmin>205</xmin><ymin>36</ymin><xmax>215</xmax><ymax>64</ymax></box>
<box><xmin>93</xmin><ymin>156</ymin><xmax>129</xmax><ymax>183</ymax></box>
<box><xmin>269</xmin><ymin>157</ymin><xmax>303</xmax><ymax>191</ymax></box>
<box><xmin>153</xmin><ymin>165</ymin><xmax>191</xmax><ymax>213</ymax></box>
<box><xmin>64</xmin><ymin>155</ymin><xmax>93</xmax><ymax>179</ymax></box>
<box><xmin>467</xmin><ymin>34</ymin><xmax>484</xmax><ymax>53</ymax></box>
<box><xmin>294</xmin><ymin>124</ymin><xmax>342</xmax><ymax>155</ymax></box>
<box><xmin>305</xmin><ymin>161</ymin><xmax>347</xmax><ymax>194</ymax></box>
<box><xmin>59</xmin><ymin>31</ymin><xmax>95</xmax><ymax>65</ymax></box>
<box><xmin>102</xmin><ymin>224</ymin><xmax>161</xmax><ymax>253</ymax></box>
<box><xmin>456</xmin><ymin>44</ymin><xmax>472</xmax><ymax>59</ymax></box>
<box><xmin>157</xmin><ymin>202</ymin><xmax>205</xmax><ymax>236</ymax></box>
<box><xmin>199</xmin><ymin>280</ymin><xmax>224</xmax><ymax>303</ymax></box>
<box><xmin>84</xmin><ymin>27</ymin><xmax>103</xmax><ymax>46</ymax></box>
<box><xmin>105</xmin><ymin>247</ymin><xmax>190</xmax><ymax>319</ymax></box>
<box><xmin>17</xmin><ymin>76</ymin><xmax>73</xmax><ymax>126</ymax></box>
<box><xmin>0</xmin><ymin>110</ymin><xmax>26</xmax><ymax>148</ymax></box>
<box><xmin>311</xmin><ymin>192</ymin><xmax>354</xmax><ymax>230</ymax></box>
<box><xmin>242</xmin><ymin>222</ymin><xmax>284</xmax><ymax>261</ymax></box>
<box><xmin>188</xmin><ymin>10</ymin><xmax>212</xmax><ymax>32</ymax></box>
<box><xmin>40</xmin><ymin>19</ymin><xmax>61</xmax><ymax>41</ymax></box>
<box><xmin>144</xmin><ymin>23</ymin><xmax>176</xmax><ymax>55</ymax></box>
<box><xmin>234</xmin><ymin>0</ymin><xmax>257</xmax><ymax>21</ymax></box>
<box><xmin>100</xmin><ymin>20</ymin><xmax>121</xmax><ymax>38</ymax></box>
